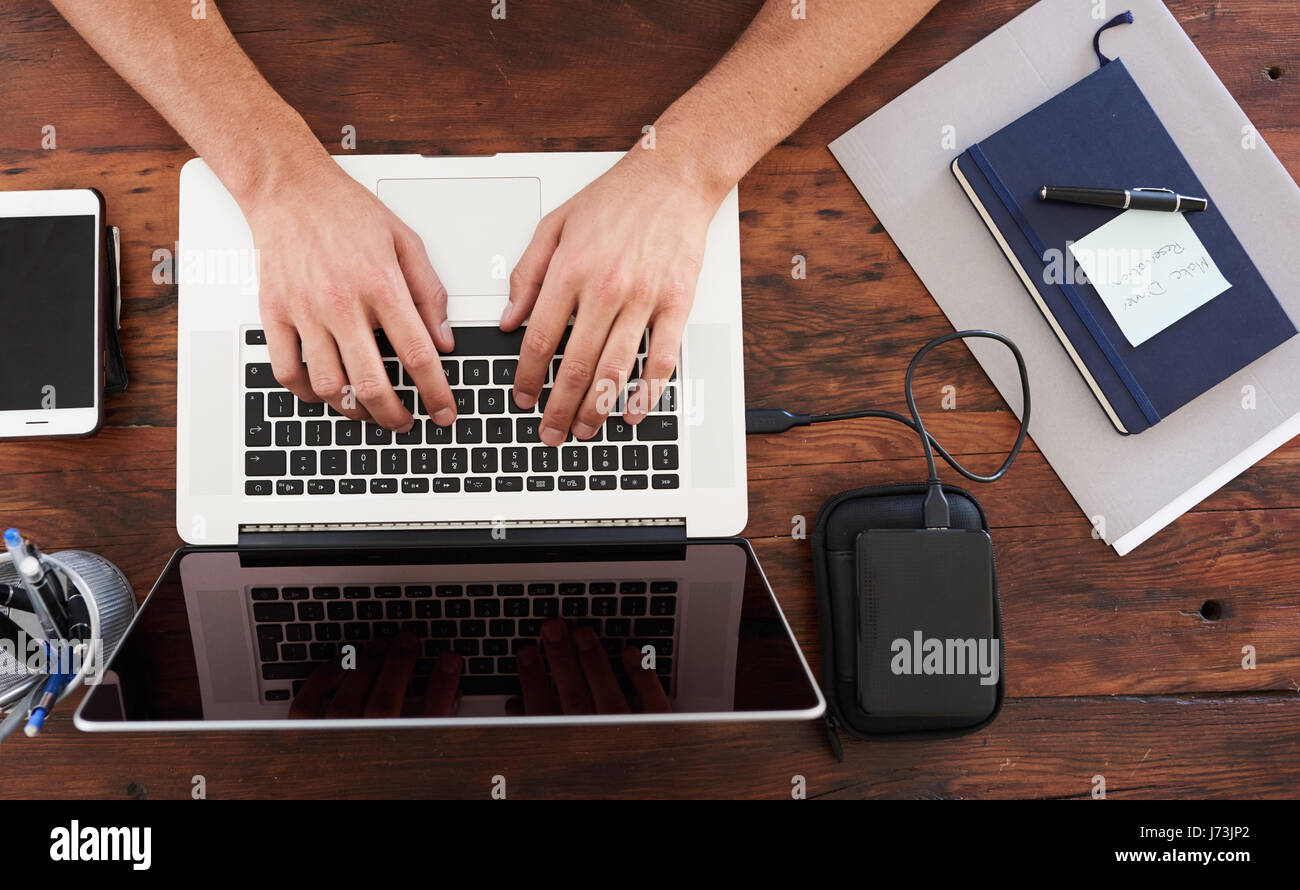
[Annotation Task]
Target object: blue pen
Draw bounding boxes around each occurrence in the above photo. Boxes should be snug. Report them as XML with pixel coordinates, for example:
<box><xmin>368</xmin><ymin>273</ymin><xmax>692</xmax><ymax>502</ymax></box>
<box><xmin>23</xmin><ymin>661</ymin><xmax>73</xmax><ymax>737</ymax></box>
<box><xmin>3</xmin><ymin>529</ymin><xmax>68</xmax><ymax>639</ymax></box>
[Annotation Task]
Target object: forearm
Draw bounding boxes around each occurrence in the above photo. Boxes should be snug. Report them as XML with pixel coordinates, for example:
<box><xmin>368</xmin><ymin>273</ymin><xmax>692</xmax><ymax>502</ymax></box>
<box><xmin>642</xmin><ymin>0</ymin><xmax>941</xmax><ymax>200</ymax></box>
<box><xmin>48</xmin><ymin>0</ymin><xmax>329</xmax><ymax>207</ymax></box>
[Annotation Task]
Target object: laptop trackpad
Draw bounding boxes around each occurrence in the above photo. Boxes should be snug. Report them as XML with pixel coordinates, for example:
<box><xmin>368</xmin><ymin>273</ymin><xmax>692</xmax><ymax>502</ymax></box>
<box><xmin>376</xmin><ymin>177</ymin><xmax>541</xmax><ymax>311</ymax></box>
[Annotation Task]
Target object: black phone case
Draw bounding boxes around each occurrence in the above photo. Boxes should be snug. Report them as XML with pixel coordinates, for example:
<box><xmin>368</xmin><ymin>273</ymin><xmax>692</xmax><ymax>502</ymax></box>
<box><xmin>811</xmin><ymin>482</ymin><xmax>1005</xmax><ymax>753</ymax></box>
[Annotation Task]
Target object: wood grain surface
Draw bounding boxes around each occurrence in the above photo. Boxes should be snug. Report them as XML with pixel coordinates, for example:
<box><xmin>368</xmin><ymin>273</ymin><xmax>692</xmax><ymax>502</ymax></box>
<box><xmin>0</xmin><ymin>0</ymin><xmax>1297</xmax><ymax>799</ymax></box>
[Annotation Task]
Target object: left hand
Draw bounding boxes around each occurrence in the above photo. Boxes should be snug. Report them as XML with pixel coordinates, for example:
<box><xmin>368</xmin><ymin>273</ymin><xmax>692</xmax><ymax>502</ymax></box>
<box><xmin>501</xmin><ymin>150</ymin><xmax>727</xmax><ymax>446</ymax></box>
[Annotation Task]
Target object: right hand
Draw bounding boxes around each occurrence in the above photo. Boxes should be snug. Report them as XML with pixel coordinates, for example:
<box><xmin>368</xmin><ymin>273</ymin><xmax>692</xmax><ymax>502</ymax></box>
<box><xmin>245</xmin><ymin>159</ymin><xmax>457</xmax><ymax>431</ymax></box>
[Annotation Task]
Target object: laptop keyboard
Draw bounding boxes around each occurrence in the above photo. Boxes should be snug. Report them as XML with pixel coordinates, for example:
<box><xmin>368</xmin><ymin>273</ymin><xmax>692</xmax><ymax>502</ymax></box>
<box><xmin>242</xmin><ymin>326</ymin><xmax>681</xmax><ymax>497</ymax></box>
<box><xmin>249</xmin><ymin>578</ymin><xmax>678</xmax><ymax>702</ymax></box>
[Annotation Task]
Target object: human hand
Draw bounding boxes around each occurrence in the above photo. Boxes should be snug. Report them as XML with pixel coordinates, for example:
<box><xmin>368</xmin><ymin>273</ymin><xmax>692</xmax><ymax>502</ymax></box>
<box><xmin>511</xmin><ymin>618</ymin><xmax>672</xmax><ymax>715</ymax></box>
<box><xmin>501</xmin><ymin>151</ymin><xmax>728</xmax><ymax>446</ymax></box>
<box><xmin>246</xmin><ymin>160</ymin><xmax>458</xmax><ymax>432</ymax></box>
<box><xmin>289</xmin><ymin>633</ymin><xmax>463</xmax><ymax>719</ymax></box>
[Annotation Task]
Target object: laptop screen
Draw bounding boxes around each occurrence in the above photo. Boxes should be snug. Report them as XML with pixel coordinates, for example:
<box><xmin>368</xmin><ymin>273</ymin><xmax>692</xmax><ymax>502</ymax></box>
<box><xmin>77</xmin><ymin>540</ymin><xmax>822</xmax><ymax>728</ymax></box>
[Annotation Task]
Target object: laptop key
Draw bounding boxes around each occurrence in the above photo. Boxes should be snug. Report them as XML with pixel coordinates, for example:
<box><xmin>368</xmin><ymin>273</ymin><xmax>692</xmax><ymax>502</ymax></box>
<box><xmin>370</xmin><ymin>478</ymin><xmax>397</xmax><ymax>493</ymax></box>
<box><xmin>441</xmin><ymin>448</ymin><xmax>467</xmax><ymax>474</ymax></box>
<box><xmin>268</xmin><ymin>391</ymin><xmax>295</xmax><ymax>417</ymax></box>
<box><xmin>335</xmin><ymin>420</ymin><xmax>362</xmax><ymax>445</ymax></box>
<box><xmin>365</xmin><ymin>424</ymin><xmax>392</xmax><ymax>446</ymax></box>
<box><xmin>381</xmin><ymin>449</ymin><xmax>407</xmax><ymax>475</ymax></box>
<box><xmin>244</xmin><ymin>362</ymin><xmax>277</xmax><ymax>388</ymax></box>
<box><xmin>637</xmin><ymin>416</ymin><xmax>678</xmax><ymax>441</ymax></box>
<box><xmin>527</xmin><ymin>477</ymin><xmax>554</xmax><ymax>491</ymax></box>
<box><xmin>493</xmin><ymin>359</ymin><xmax>517</xmax><ymax>385</ymax></box>
<box><xmin>274</xmin><ymin>421</ymin><xmax>302</xmax><ymax>447</ymax></box>
<box><xmin>592</xmin><ymin>446</ymin><xmax>618</xmax><ymax>472</ymax></box>
<box><xmin>590</xmin><ymin>474</ymin><xmax>616</xmax><ymax>490</ymax></box>
<box><xmin>298</xmin><ymin>400</ymin><xmax>325</xmax><ymax>417</ymax></box>
<box><xmin>478</xmin><ymin>388</ymin><xmax>506</xmax><ymax>414</ymax></box>
<box><xmin>253</xmin><ymin>603</ymin><xmax>294</xmax><ymax>622</ymax></box>
<box><xmin>652</xmin><ymin>474</ymin><xmax>679</xmax><ymax>489</ymax></box>
<box><xmin>412</xmin><ymin>448</ymin><xmax>437</xmax><ymax>474</ymax></box>
<box><xmin>515</xmin><ymin>418</ymin><xmax>541</xmax><ymax>443</ymax></box>
<box><xmin>531</xmin><ymin>447</ymin><xmax>558</xmax><ymax>472</ymax></box>
<box><xmin>562</xmin><ymin>447</ymin><xmax>587</xmax><ymax>472</ymax></box>
<box><xmin>496</xmin><ymin>476</ymin><xmax>524</xmax><ymax>492</ymax></box>
<box><xmin>339</xmin><ymin>478</ymin><xmax>366</xmax><ymax>494</ymax></box>
<box><xmin>456</xmin><ymin>418</ymin><xmax>483</xmax><ymax>444</ymax></box>
<box><xmin>306</xmin><ymin>421</ymin><xmax>331</xmax><ymax>446</ymax></box>
<box><xmin>487</xmin><ymin>418</ymin><xmax>512</xmax><ymax>443</ymax></box>
<box><xmin>350</xmin><ymin>449</ymin><xmax>377</xmax><ymax>475</ymax></box>
<box><xmin>433</xmin><ymin>478</ymin><xmax>461</xmax><ymax>493</ymax></box>
<box><xmin>558</xmin><ymin>475</ymin><xmax>585</xmax><ymax>491</ymax></box>
<box><xmin>246</xmin><ymin>450</ymin><xmax>287</xmax><ymax>477</ymax></box>
<box><xmin>620</xmin><ymin>474</ymin><xmax>648</xmax><ymax>490</ymax></box>
<box><xmin>246</xmin><ymin>480</ymin><xmax>272</xmax><ymax>495</ymax></box>
<box><xmin>291</xmin><ymin>450</ymin><xmax>316</xmax><ymax>476</ymax></box>
<box><xmin>607</xmin><ymin>418</ymin><xmax>634</xmax><ymax>441</ymax></box>
<box><xmin>320</xmin><ymin>450</ymin><xmax>347</xmax><ymax>475</ymax></box>
<box><xmin>652</xmin><ymin>444</ymin><xmax>677</xmax><ymax>470</ymax></box>
<box><xmin>402</xmin><ymin>477</ymin><xmax>429</xmax><ymax>493</ymax></box>
<box><xmin>622</xmin><ymin>445</ymin><xmax>649</xmax><ymax>471</ymax></box>
<box><xmin>465</xmin><ymin>477</ymin><xmax>491</xmax><ymax>492</ymax></box>
<box><xmin>245</xmin><ymin>328</ymin><xmax>266</xmax><ymax>345</ymax></box>
<box><xmin>463</xmin><ymin>360</ymin><xmax>489</xmax><ymax>385</ymax></box>
<box><xmin>441</xmin><ymin>359</ymin><xmax>459</xmax><ymax>386</ymax></box>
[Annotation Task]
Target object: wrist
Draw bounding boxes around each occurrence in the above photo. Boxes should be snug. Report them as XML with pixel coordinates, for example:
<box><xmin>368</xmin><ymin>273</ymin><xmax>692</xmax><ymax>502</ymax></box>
<box><xmin>622</xmin><ymin>113</ymin><xmax>743</xmax><ymax>208</ymax></box>
<box><xmin>218</xmin><ymin>117</ymin><xmax>335</xmax><ymax>214</ymax></box>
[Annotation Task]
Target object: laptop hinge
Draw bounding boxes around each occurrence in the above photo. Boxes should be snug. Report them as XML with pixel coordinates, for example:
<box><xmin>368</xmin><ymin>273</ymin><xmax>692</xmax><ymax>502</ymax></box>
<box><xmin>237</xmin><ymin>518</ymin><xmax>687</xmax><ymax>549</ymax></box>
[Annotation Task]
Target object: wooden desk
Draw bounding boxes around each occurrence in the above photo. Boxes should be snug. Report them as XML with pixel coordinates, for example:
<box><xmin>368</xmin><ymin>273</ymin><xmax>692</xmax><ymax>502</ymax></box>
<box><xmin>1</xmin><ymin>0</ymin><xmax>1296</xmax><ymax>799</ymax></box>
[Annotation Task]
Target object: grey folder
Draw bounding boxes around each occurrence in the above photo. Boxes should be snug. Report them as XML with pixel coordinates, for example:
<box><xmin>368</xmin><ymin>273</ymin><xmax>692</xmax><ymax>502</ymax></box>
<box><xmin>830</xmin><ymin>0</ymin><xmax>1300</xmax><ymax>555</ymax></box>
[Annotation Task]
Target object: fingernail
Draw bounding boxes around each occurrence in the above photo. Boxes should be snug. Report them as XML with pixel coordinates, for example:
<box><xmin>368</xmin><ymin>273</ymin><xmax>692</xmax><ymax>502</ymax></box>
<box><xmin>499</xmin><ymin>300</ymin><xmax>513</xmax><ymax>326</ymax></box>
<box><xmin>517</xmin><ymin>647</ymin><xmax>538</xmax><ymax>666</ymax></box>
<box><xmin>433</xmin><ymin>408</ymin><xmax>455</xmax><ymax>427</ymax></box>
<box><xmin>540</xmin><ymin>425</ymin><xmax>565</xmax><ymax>446</ymax></box>
<box><xmin>542</xmin><ymin>620</ymin><xmax>565</xmax><ymax>643</ymax></box>
<box><xmin>572</xmin><ymin>421</ymin><xmax>596</xmax><ymax>439</ymax></box>
<box><xmin>439</xmin><ymin>319</ymin><xmax>454</xmax><ymax>347</ymax></box>
<box><xmin>574</xmin><ymin>629</ymin><xmax>597</xmax><ymax>651</ymax></box>
<box><xmin>514</xmin><ymin>391</ymin><xmax>537</xmax><ymax>410</ymax></box>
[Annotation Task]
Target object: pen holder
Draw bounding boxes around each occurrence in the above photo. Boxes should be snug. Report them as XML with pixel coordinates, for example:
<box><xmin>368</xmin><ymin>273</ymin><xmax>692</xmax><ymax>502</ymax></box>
<box><xmin>0</xmin><ymin>550</ymin><xmax>136</xmax><ymax>711</ymax></box>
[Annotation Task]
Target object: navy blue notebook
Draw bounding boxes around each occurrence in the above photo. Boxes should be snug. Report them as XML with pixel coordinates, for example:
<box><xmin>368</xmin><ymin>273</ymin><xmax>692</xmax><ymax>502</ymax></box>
<box><xmin>953</xmin><ymin>58</ymin><xmax>1296</xmax><ymax>434</ymax></box>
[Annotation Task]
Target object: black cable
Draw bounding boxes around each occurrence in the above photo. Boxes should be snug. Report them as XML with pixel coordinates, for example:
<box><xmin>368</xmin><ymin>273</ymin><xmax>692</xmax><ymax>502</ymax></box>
<box><xmin>745</xmin><ymin>330</ymin><xmax>1032</xmax><ymax>528</ymax></box>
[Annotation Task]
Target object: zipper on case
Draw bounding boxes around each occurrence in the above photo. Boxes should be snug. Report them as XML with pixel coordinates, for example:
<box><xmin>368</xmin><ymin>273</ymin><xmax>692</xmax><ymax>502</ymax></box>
<box><xmin>824</xmin><ymin>712</ymin><xmax>845</xmax><ymax>762</ymax></box>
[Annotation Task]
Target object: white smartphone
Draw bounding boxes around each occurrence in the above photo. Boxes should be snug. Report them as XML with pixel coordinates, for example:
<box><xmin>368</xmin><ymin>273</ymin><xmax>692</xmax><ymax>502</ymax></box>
<box><xmin>0</xmin><ymin>188</ymin><xmax>106</xmax><ymax>438</ymax></box>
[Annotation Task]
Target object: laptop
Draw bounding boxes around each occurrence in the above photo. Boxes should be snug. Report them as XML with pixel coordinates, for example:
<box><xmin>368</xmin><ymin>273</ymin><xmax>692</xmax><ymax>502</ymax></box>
<box><xmin>73</xmin><ymin>151</ymin><xmax>823</xmax><ymax>728</ymax></box>
<box><xmin>74</xmin><ymin>538</ymin><xmax>825</xmax><ymax>728</ymax></box>
<box><xmin>174</xmin><ymin>152</ymin><xmax>748</xmax><ymax>544</ymax></box>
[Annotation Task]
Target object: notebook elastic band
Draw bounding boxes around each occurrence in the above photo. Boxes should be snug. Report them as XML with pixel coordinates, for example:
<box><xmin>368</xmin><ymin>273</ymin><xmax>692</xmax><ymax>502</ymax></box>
<box><xmin>1093</xmin><ymin>10</ymin><xmax>1135</xmax><ymax>67</ymax></box>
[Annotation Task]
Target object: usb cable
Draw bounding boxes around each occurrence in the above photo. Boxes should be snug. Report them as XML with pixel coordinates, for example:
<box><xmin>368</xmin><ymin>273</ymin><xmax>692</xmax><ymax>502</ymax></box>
<box><xmin>745</xmin><ymin>330</ymin><xmax>1032</xmax><ymax>528</ymax></box>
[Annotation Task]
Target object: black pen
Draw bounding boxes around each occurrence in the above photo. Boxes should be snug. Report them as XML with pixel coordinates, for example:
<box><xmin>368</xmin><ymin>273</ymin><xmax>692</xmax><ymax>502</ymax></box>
<box><xmin>1040</xmin><ymin>185</ymin><xmax>1208</xmax><ymax>213</ymax></box>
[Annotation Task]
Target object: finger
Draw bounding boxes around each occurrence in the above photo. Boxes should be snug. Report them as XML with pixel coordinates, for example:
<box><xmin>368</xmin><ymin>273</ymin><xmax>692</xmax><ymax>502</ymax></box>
<box><xmin>572</xmin><ymin>310</ymin><xmax>648</xmax><ymax>440</ymax></box>
<box><xmin>539</xmin><ymin>306</ymin><xmax>619</xmax><ymax>446</ymax></box>
<box><xmin>324</xmin><ymin>640</ymin><xmax>388</xmax><ymax>718</ymax></box>
<box><xmin>422</xmin><ymin>651</ymin><xmax>464</xmax><ymax>717</ymax></box>
<box><xmin>572</xmin><ymin>627</ymin><xmax>630</xmax><ymax>714</ymax></box>
<box><xmin>395</xmin><ymin>227</ymin><xmax>455</xmax><ymax>354</ymax></box>
<box><xmin>512</xmin><ymin>277</ymin><xmax>575</xmax><ymax>411</ymax></box>
<box><xmin>516</xmin><ymin>644</ymin><xmax>558</xmax><ymax>715</ymax></box>
<box><xmin>376</xmin><ymin>292</ymin><xmax>457</xmax><ymax>428</ymax></box>
<box><xmin>501</xmin><ymin>211</ymin><xmax>563</xmax><ymax>332</ymax></box>
<box><xmin>626</xmin><ymin>304</ymin><xmax>687</xmax><ymax>424</ymax></box>
<box><xmin>334</xmin><ymin>320</ymin><xmax>413</xmax><ymax>431</ymax></box>
<box><xmin>288</xmin><ymin>659</ymin><xmax>345</xmax><ymax>720</ymax></box>
<box><xmin>362</xmin><ymin>632</ymin><xmax>421</xmax><ymax>718</ymax></box>
<box><xmin>540</xmin><ymin>619</ymin><xmax>594</xmax><ymax>714</ymax></box>
<box><xmin>622</xmin><ymin>646</ymin><xmax>671</xmax><ymax>713</ymax></box>
<box><xmin>297</xmin><ymin>324</ymin><xmax>366</xmax><ymax>421</ymax></box>
<box><xmin>263</xmin><ymin>318</ymin><xmax>316</xmax><ymax>404</ymax></box>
